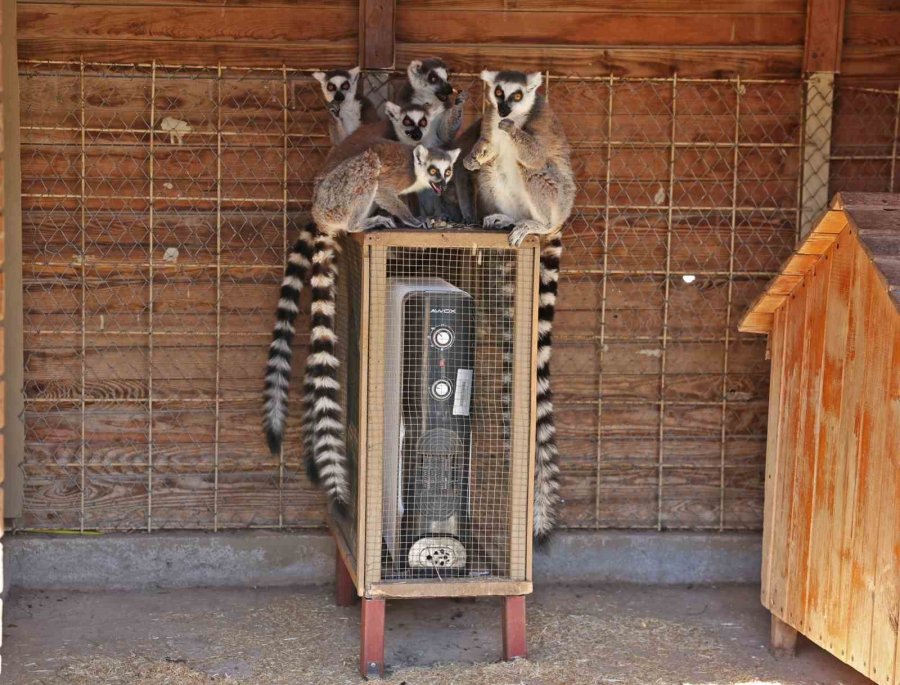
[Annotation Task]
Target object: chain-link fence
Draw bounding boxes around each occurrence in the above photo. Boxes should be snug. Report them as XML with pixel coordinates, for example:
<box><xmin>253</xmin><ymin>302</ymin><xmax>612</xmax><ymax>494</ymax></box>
<box><xmin>830</xmin><ymin>82</ymin><xmax>900</xmax><ymax>196</ymax></box>
<box><xmin>16</xmin><ymin>61</ymin><xmax>898</xmax><ymax>533</ymax></box>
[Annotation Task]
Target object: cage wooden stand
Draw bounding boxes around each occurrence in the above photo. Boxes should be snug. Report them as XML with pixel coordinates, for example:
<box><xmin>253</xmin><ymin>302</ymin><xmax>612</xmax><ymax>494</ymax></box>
<box><xmin>325</xmin><ymin>230</ymin><xmax>540</xmax><ymax>678</ymax></box>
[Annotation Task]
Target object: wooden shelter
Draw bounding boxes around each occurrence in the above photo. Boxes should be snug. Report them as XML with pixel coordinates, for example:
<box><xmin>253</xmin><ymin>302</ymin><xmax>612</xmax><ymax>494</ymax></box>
<box><xmin>739</xmin><ymin>192</ymin><xmax>899</xmax><ymax>685</ymax></box>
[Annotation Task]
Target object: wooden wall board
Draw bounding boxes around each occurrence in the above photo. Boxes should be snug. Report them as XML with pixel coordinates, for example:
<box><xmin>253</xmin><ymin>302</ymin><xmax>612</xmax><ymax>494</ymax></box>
<box><xmin>13</xmin><ymin>2</ymin><xmax>889</xmax><ymax>534</ymax></box>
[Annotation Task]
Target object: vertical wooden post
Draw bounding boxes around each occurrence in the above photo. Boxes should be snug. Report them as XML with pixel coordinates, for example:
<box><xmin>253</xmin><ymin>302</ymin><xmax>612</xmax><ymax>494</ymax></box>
<box><xmin>335</xmin><ymin>550</ymin><xmax>356</xmax><ymax>607</ymax></box>
<box><xmin>799</xmin><ymin>0</ymin><xmax>846</xmax><ymax>238</ymax></box>
<box><xmin>1</xmin><ymin>0</ymin><xmax>23</xmax><ymax>524</ymax></box>
<box><xmin>803</xmin><ymin>0</ymin><xmax>846</xmax><ymax>73</ymax></box>
<box><xmin>359</xmin><ymin>0</ymin><xmax>395</xmax><ymax>69</ymax></box>
<box><xmin>360</xmin><ymin>597</ymin><xmax>386</xmax><ymax>678</ymax></box>
<box><xmin>771</xmin><ymin>614</ymin><xmax>799</xmax><ymax>657</ymax></box>
<box><xmin>502</xmin><ymin>595</ymin><xmax>527</xmax><ymax>661</ymax></box>
<box><xmin>800</xmin><ymin>72</ymin><xmax>835</xmax><ymax>238</ymax></box>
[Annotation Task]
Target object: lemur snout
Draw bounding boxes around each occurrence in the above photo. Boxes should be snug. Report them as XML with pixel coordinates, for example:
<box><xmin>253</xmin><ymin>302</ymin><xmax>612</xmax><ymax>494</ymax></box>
<box><xmin>333</xmin><ymin>91</ymin><xmax>345</xmax><ymax>103</ymax></box>
<box><xmin>436</xmin><ymin>82</ymin><xmax>453</xmax><ymax>101</ymax></box>
<box><xmin>498</xmin><ymin>102</ymin><xmax>512</xmax><ymax>117</ymax></box>
<box><xmin>408</xmin><ymin>127</ymin><xmax>423</xmax><ymax>141</ymax></box>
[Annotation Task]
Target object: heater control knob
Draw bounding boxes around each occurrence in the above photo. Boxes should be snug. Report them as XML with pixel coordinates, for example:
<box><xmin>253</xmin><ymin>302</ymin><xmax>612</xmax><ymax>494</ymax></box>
<box><xmin>431</xmin><ymin>327</ymin><xmax>454</xmax><ymax>349</ymax></box>
<box><xmin>431</xmin><ymin>379</ymin><xmax>453</xmax><ymax>400</ymax></box>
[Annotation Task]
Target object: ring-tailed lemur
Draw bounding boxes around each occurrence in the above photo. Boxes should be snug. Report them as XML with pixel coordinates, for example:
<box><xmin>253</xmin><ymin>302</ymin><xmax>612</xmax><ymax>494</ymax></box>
<box><xmin>312</xmin><ymin>68</ymin><xmax>379</xmax><ymax>145</ymax></box>
<box><xmin>264</xmin><ymin>141</ymin><xmax>460</xmax><ymax>511</ymax></box>
<box><xmin>397</xmin><ymin>58</ymin><xmax>470</xmax><ymax>221</ymax></box>
<box><xmin>464</xmin><ymin>70</ymin><xmax>575</xmax><ymax>542</ymax></box>
<box><xmin>320</xmin><ymin>102</ymin><xmax>437</xmax><ymax>175</ymax></box>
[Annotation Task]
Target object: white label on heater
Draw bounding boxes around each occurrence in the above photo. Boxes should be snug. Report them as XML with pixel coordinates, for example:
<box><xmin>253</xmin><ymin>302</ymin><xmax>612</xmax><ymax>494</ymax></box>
<box><xmin>453</xmin><ymin>369</ymin><xmax>473</xmax><ymax>416</ymax></box>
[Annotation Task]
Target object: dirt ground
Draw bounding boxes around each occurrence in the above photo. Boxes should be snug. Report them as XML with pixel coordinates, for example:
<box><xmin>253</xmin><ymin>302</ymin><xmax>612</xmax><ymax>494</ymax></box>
<box><xmin>2</xmin><ymin>584</ymin><xmax>871</xmax><ymax>685</ymax></box>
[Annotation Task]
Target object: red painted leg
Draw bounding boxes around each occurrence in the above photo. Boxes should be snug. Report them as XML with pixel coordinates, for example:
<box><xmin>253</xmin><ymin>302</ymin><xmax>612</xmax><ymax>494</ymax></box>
<box><xmin>502</xmin><ymin>595</ymin><xmax>527</xmax><ymax>661</ymax></box>
<box><xmin>360</xmin><ymin>598</ymin><xmax>386</xmax><ymax>679</ymax></box>
<box><xmin>335</xmin><ymin>551</ymin><xmax>355</xmax><ymax>607</ymax></box>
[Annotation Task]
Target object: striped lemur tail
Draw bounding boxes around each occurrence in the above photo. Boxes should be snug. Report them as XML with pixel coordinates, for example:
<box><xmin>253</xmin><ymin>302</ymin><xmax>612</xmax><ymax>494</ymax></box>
<box><xmin>263</xmin><ymin>223</ymin><xmax>316</xmax><ymax>455</ymax></box>
<box><xmin>533</xmin><ymin>236</ymin><xmax>563</xmax><ymax>542</ymax></box>
<box><xmin>304</xmin><ymin>233</ymin><xmax>350</xmax><ymax>513</ymax></box>
<box><xmin>263</xmin><ymin>225</ymin><xmax>349</xmax><ymax>514</ymax></box>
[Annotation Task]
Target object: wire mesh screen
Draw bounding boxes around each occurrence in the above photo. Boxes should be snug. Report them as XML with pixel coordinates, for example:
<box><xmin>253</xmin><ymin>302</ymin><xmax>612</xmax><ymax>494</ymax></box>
<box><xmin>360</xmin><ymin>241</ymin><xmax>535</xmax><ymax>584</ymax></box>
<box><xmin>554</xmin><ymin>76</ymin><xmax>802</xmax><ymax>530</ymax></box>
<box><xmin>18</xmin><ymin>61</ymin><xmax>890</xmax><ymax>534</ymax></box>
<box><xmin>830</xmin><ymin>82</ymin><xmax>900</xmax><ymax>196</ymax></box>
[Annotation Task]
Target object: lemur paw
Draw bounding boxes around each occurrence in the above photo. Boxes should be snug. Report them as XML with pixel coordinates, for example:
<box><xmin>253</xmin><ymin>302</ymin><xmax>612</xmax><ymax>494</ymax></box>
<box><xmin>463</xmin><ymin>153</ymin><xmax>481</xmax><ymax>171</ymax></box>
<box><xmin>483</xmin><ymin>214</ymin><xmax>516</xmax><ymax>231</ymax></box>
<box><xmin>498</xmin><ymin>118</ymin><xmax>516</xmax><ymax>133</ymax></box>
<box><xmin>508</xmin><ymin>225</ymin><xmax>532</xmax><ymax>247</ymax></box>
<box><xmin>327</xmin><ymin>102</ymin><xmax>341</xmax><ymax>119</ymax></box>
<box><xmin>454</xmin><ymin>91</ymin><xmax>469</xmax><ymax>107</ymax></box>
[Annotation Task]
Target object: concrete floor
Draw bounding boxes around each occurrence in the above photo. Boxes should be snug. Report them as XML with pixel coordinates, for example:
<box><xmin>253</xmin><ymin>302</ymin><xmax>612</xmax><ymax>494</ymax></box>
<box><xmin>2</xmin><ymin>584</ymin><xmax>872</xmax><ymax>685</ymax></box>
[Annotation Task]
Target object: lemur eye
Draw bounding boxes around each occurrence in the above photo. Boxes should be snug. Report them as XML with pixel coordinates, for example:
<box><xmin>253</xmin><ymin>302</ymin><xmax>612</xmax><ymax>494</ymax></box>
<box><xmin>513</xmin><ymin>91</ymin><xmax>523</xmax><ymax>102</ymax></box>
<box><xmin>428</xmin><ymin>73</ymin><xmax>437</xmax><ymax>84</ymax></box>
<box><xmin>444</xmin><ymin>169</ymin><xmax>451</xmax><ymax>178</ymax></box>
<box><xmin>327</xmin><ymin>83</ymin><xmax>336</xmax><ymax>92</ymax></box>
<box><xmin>403</xmin><ymin>117</ymin><xmax>413</xmax><ymax>126</ymax></box>
<box><xmin>428</xmin><ymin>166</ymin><xmax>438</xmax><ymax>176</ymax></box>
<box><xmin>495</xmin><ymin>87</ymin><xmax>503</xmax><ymax>99</ymax></box>
<box><xmin>419</xmin><ymin>118</ymin><xmax>427</xmax><ymax>128</ymax></box>
<box><xmin>341</xmin><ymin>82</ymin><xmax>350</xmax><ymax>90</ymax></box>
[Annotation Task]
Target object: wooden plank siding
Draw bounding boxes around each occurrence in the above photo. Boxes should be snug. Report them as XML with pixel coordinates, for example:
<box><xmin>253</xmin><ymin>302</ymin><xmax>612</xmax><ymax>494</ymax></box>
<box><xmin>747</xmin><ymin>204</ymin><xmax>900</xmax><ymax>685</ymax></box>
<box><xmin>841</xmin><ymin>0</ymin><xmax>900</xmax><ymax>78</ymax></box>
<box><xmin>5</xmin><ymin>0</ymin><xmax>897</xmax><ymax>535</ymax></box>
<box><xmin>395</xmin><ymin>1</ymin><xmax>806</xmax><ymax>78</ymax></box>
<box><xmin>16</xmin><ymin>0</ymin><xmax>360</xmax><ymax>67</ymax></box>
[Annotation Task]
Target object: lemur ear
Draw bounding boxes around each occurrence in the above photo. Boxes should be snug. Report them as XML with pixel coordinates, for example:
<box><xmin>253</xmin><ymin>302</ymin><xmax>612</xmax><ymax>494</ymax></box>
<box><xmin>384</xmin><ymin>101</ymin><xmax>402</xmax><ymax>121</ymax></box>
<box><xmin>525</xmin><ymin>72</ymin><xmax>543</xmax><ymax>92</ymax></box>
<box><xmin>447</xmin><ymin>148</ymin><xmax>461</xmax><ymax>166</ymax></box>
<box><xmin>407</xmin><ymin>60</ymin><xmax>423</xmax><ymax>78</ymax></box>
<box><xmin>480</xmin><ymin>70</ymin><xmax>498</xmax><ymax>85</ymax></box>
<box><xmin>348</xmin><ymin>66</ymin><xmax>361</xmax><ymax>83</ymax></box>
<box><xmin>413</xmin><ymin>145</ymin><xmax>428</xmax><ymax>167</ymax></box>
<box><xmin>312</xmin><ymin>71</ymin><xmax>327</xmax><ymax>85</ymax></box>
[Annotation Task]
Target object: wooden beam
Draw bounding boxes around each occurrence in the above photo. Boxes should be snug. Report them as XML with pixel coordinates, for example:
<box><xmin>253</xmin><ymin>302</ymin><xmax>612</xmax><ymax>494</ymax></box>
<box><xmin>359</xmin><ymin>0</ymin><xmax>395</xmax><ymax>69</ymax></box>
<box><xmin>803</xmin><ymin>0</ymin><xmax>846</xmax><ymax>72</ymax></box>
<box><xmin>2</xmin><ymin>0</ymin><xmax>23</xmax><ymax>521</ymax></box>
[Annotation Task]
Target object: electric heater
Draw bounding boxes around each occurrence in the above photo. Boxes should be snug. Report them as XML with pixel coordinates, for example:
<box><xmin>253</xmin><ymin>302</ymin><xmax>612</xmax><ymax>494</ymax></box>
<box><xmin>382</xmin><ymin>279</ymin><xmax>475</xmax><ymax>576</ymax></box>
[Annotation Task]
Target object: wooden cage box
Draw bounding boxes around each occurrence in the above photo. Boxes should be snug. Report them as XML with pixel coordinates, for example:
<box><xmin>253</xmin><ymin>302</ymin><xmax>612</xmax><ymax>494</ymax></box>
<box><xmin>328</xmin><ymin>230</ymin><xmax>541</xmax><ymax>677</ymax></box>
<box><xmin>740</xmin><ymin>193</ymin><xmax>899</xmax><ymax>685</ymax></box>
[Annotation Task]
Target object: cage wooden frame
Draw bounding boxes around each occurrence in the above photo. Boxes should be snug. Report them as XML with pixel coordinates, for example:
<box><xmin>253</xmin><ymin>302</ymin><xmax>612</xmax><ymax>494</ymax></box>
<box><xmin>327</xmin><ymin>230</ymin><xmax>541</xmax><ymax>600</ymax></box>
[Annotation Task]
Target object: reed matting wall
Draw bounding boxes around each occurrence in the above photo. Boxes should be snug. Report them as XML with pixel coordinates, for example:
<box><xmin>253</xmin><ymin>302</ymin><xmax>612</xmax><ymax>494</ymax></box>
<box><xmin>14</xmin><ymin>61</ymin><xmax>900</xmax><ymax>533</ymax></box>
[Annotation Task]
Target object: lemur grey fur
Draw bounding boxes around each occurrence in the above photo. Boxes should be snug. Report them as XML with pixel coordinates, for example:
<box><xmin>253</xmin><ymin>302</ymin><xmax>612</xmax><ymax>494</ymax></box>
<box><xmin>397</xmin><ymin>58</ymin><xmax>472</xmax><ymax>221</ymax></box>
<box><xmin>264</xmin><ymin>141</ymin><xmax>460</xmax><ymax>511</ymax></box>
<box><xmin>312</xmin><ymin>67</ymin><xmax>379</xmax><ymax>145</ymax></box>
<box><xmin>464</xmin><ymin>69</ymin><xmax>575</xmax><ymax>542</ymax></box>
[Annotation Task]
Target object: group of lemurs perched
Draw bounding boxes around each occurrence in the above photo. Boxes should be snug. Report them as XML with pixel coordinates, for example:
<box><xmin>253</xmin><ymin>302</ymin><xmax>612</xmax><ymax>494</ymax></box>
<box><xmin>263</xmin><ymin>58</ymin><xmax>575</xmax><ymax>542</ymax></box>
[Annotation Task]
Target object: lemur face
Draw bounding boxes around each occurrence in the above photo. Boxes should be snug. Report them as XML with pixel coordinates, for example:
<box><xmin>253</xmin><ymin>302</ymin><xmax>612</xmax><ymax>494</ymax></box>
<box><xmin>481</xmin><ymin>70</ymin><xmax>542</xmax><ymax>122</ymax></box>
<box><xmin>407</xmin><ymin>58</ymin><xmax>453</xmax><ymax>103</ymax></box>
<box><xmin>413</xmin><ymin>146</ymin><xmax>461</xmax><ymax>195</ymax></box>
<box><xmin>385</xmin><ymin>102</ymin><xmax>431</xmax><ymax>144</ymax></box>
<box><xmin>312</xmin><ymin>67</ymin><xmax>361</xmax><ymax>105</ymax></box>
